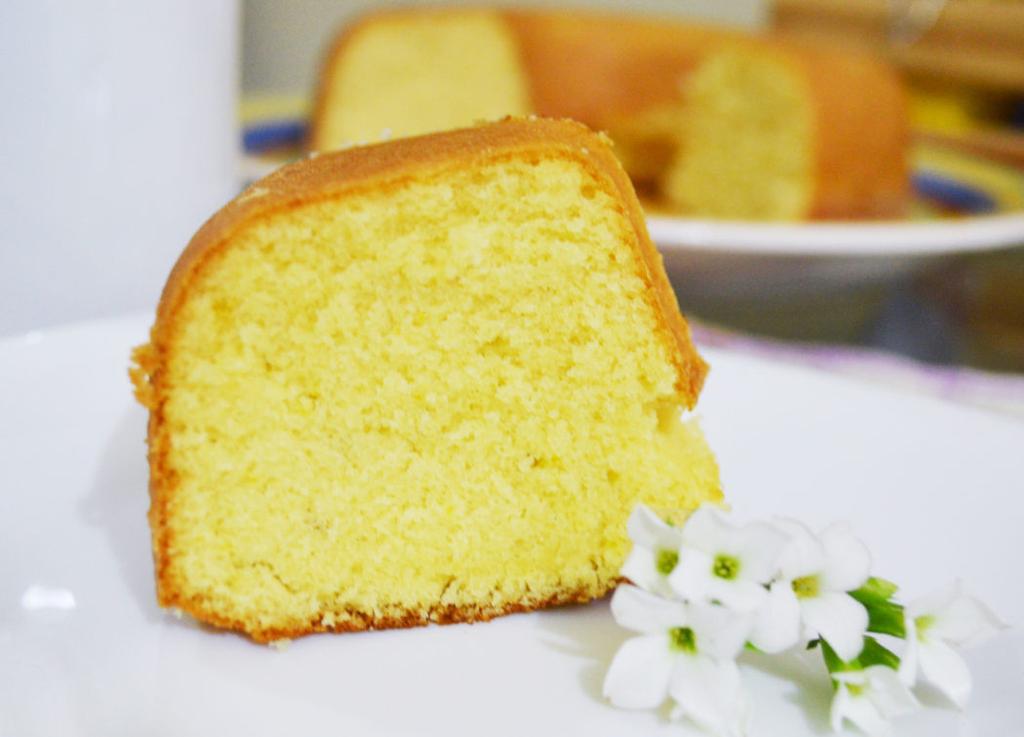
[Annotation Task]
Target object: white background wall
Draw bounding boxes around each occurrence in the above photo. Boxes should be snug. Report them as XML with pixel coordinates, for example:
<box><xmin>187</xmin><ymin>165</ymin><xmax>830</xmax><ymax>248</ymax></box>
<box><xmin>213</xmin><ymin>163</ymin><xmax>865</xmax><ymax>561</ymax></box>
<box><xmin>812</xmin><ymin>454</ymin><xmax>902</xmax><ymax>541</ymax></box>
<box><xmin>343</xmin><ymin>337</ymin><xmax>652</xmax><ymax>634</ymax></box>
<box><xmin>0</xmin><ymin>1</ymin><xmax>239</xmax><ymax>338</ymax></box>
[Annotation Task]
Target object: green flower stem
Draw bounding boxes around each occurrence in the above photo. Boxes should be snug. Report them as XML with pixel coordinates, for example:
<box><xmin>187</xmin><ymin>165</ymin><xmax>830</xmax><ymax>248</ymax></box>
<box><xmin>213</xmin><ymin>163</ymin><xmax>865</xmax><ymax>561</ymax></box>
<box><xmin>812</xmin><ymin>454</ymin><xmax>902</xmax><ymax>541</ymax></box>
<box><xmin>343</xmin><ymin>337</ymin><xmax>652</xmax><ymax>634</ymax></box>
<box><xmin>850</xmin><ymin>577</ymin><xmax>907</xmax><ymax>639</ymax></box>
<box><xmin>856</xmin><ymin>577</ymin><xmax>900</xmax><ymax>600</ymax></box>
<box><xmin>822</xmin><ymin>636</ymin><xmax>901</xmax><ymax>682</ymax></box>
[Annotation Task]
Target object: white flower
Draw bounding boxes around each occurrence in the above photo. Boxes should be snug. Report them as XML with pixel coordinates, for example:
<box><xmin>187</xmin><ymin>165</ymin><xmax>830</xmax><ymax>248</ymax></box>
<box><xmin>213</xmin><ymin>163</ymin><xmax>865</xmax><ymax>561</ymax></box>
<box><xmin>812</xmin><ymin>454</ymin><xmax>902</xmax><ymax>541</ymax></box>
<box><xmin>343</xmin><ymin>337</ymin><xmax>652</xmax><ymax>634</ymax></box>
<box><xmin>748</xmin><ymin>577</ymin><xmax>803</xmax><ymax>653</ymax></box>
<box><xmin>620</xmin><ymin>505</ymin><xmax>685</xmax><ymax>597</ymax></box>
<box><xmin>603</xmin><ymin>584</ymin><xmax>752</xmax><ymax>736</ymax></box>
<box><xmin>830</xmin><ymin>666</ymin><xmax>918</xmax><ymax>736</ymax></box>
<box><xmin>758</xmin><ymin>519</ymin><xmax>871</xmax><ymax>661</ymax></box>
<box><xmin>668</xmin><ymin>505</ymin><xmax>789</xmax><ymax>612</ymax></box>
<box><xmin>898</xmin><ymin>581</ymin><xmax>1007</xmax><ymax>708</ymax></box>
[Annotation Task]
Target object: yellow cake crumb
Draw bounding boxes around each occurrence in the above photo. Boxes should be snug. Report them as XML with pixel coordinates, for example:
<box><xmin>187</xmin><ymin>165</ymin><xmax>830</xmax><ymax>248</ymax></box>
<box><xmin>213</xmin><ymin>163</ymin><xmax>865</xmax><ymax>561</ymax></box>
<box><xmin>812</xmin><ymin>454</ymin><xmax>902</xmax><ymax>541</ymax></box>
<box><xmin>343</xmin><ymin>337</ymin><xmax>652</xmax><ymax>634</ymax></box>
<box><xmin>663</xmin><ymin>47</ymin><xmax>812</xmax><ymax>219</ymax></box>
<box><xmin>137</xmin><ymin>119</ymin><xmax>720</xmax><ymax>642</ymax></box>
<box><xmin>315</xmin><ymin>10</ymin><xmax>530</xmax><ymax>148</ymax></box>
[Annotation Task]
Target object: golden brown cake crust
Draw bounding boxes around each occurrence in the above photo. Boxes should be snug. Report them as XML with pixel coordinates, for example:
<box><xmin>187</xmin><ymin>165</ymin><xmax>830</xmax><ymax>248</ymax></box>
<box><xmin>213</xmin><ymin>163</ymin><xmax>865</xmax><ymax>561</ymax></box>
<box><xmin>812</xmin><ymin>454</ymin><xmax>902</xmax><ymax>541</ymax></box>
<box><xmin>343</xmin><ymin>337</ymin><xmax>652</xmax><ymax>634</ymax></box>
<box><xmin>132</xmin><ymin>117</ymin><xmax>707</xmax><ymax>641</ymax></box>
<box><xmin>794</xmin><ymin>44</ymin><xmax>909</xmax><ymax>219</ymax></box>
<box><xmin>503</xmin><ymin>10</ymin><xmax>732</xmax><ymax>127</ymax></box>
<box><xmin>171</xmin><ymin>583</ymin><xmax>614</xmax><ymax>645</ymax></box>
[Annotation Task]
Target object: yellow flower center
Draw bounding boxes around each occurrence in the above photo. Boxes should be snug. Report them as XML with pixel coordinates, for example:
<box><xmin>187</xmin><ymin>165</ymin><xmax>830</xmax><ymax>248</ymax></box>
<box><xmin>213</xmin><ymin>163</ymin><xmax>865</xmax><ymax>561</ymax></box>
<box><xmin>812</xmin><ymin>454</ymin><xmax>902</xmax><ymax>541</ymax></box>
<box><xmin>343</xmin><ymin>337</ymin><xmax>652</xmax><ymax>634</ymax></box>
<box><xmin>713</xmin><ymin>554</ymin><xmax>741</xmax><ymax>580</ymax></box>
<box><xmin>657</xmin><ymin>549</ymin><xmax>679</xmax><ymax>575</ymax></box>
<box><xmin>846</xmin><ymin>682</ymin><xmax>866</xmax><ymax>697</ymax></box>
<box><xmin>668</xmin><ymin>626</ymin><xmax>697</xmax><ymax>654</ymax></box>
<box><xmin>792</xmin><ymin>575</ymin><xmax>820</xmax><ymax>599</ymax></box>
<box><xmin>915</xmin><ymin>614</ymin><xmax>936</xmax><ymax>640</ymax></box>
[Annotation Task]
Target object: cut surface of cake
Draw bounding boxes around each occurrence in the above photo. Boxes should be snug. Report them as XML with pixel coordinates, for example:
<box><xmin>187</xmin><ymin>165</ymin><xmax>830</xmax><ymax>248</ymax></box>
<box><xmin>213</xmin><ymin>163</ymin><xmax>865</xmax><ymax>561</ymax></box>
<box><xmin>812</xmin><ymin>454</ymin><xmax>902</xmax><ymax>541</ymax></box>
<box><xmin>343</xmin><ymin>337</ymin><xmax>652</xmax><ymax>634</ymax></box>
<box><xmin>131</xmin><ymin>118</ymin><xmax>721</xmax><ymax>643</ymax></box>
<box><xmin>662</xmin><ymin>44</ymin><xmax>909</xmax><ymax>220</ymax></box>
<box><xmin>312</xmin><ymin>8</ymin><xmax>532</xmax><ymax>147</ymax></box>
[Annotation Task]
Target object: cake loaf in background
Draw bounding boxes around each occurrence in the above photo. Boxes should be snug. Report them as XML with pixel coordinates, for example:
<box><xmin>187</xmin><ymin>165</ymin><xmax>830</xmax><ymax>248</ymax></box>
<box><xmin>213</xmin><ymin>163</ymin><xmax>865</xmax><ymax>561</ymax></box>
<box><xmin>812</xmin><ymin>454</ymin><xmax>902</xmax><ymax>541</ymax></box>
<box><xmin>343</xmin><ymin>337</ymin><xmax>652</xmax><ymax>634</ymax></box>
<box><xmin>130</xmin><ymin>117</ymin><xmax>721</xmax><ymax>643</ymax></box>
<box><xmin>309</xmin><ymin>7</ymin><xmax>909</xmax><ymax>222</ymax></box>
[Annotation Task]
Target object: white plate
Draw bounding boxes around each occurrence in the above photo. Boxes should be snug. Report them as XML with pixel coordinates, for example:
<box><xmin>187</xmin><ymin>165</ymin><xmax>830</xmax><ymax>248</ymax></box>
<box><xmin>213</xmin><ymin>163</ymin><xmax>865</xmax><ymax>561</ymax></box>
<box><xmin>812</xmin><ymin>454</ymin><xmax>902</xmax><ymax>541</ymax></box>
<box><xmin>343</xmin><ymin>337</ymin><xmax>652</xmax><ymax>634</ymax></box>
<box><xmin>647</xmin><ymin>213</ymin><xmax>1024</xmax><ymax>258</ymax></box>
<box><xmin>2</xmin><ymin>315</ymin><xmax>1022</xmax><ymax>736</ymax></box>
<box><xmin>648</xmin><ymin>213</ymin><xmax>1024</xmax><ymax>302</ymax></box>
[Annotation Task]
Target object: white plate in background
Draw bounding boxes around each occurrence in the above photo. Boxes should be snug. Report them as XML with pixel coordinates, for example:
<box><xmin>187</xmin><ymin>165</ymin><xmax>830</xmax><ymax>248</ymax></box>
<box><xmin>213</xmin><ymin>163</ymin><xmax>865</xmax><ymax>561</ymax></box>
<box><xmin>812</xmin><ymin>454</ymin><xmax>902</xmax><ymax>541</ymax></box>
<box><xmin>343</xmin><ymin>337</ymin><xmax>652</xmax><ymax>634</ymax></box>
<box><xmin>1</xmin><ymin>315</ymin><xmax>1021</xmax><ymax>736</ymax></box>
<box><xmin>648</xmin><ymin>213</ymin><xmax>1024</xmax><ymax>303</ymax></box>
<box><xmin>647</xmin><ymin>212</ymin><xmax>1024</xmax><ymax>319</ymax></box>
<box><xmin>647</xmin><ymin>213</ymin><xmax>1024</xmax><ymax>258</ymax></box>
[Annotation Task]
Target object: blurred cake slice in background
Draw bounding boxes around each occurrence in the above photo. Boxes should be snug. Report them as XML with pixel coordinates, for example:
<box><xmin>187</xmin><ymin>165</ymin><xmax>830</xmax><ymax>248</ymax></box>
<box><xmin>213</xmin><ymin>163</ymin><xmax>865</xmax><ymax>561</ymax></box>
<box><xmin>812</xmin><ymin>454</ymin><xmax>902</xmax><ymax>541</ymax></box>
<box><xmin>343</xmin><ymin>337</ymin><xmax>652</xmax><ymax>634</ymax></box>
<box><xmin>662</xmin><ymin>42</ymin><xmax>909</xmax><ymax>220</ymax></box>
<box><xmin>309</xmin><ymin>7</ymin><xmax>910</xmax><ymax>221</ymax></box>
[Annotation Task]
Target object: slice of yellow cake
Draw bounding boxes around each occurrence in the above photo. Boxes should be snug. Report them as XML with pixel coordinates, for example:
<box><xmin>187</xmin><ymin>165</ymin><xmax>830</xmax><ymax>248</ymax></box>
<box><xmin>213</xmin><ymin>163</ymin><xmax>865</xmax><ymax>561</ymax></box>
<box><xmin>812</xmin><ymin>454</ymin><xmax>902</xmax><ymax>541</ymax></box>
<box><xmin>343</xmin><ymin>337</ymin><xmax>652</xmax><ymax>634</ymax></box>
<box><xmin>131</xmin><ymin>117</ymin><xmax>721</xmax><ymax>643</ymax></box>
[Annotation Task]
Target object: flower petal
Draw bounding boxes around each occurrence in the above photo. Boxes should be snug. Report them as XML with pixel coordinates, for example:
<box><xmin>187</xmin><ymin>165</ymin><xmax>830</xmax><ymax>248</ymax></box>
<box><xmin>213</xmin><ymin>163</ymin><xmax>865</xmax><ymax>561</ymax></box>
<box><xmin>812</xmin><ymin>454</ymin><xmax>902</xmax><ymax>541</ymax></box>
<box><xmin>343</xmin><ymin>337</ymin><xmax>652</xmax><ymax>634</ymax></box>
<box><xmin>669</xmin><ymin>655</ymin><xmax>748</xmax><ymax>737</ymax></box>
<box><xmin>688</xmin><ymin>601</ymin><xmax>754</xmax><ymax>660</ymax></box>
<box><xmin>750</xmin><ymin>580</ymin><xmax>802</xmax><ymax>653</ymax></box>
<box><xmin>830</xmin><ymin>682</ymin><xmax>893</xmax><ymax>737</ymax></box>
<box><xmin>707</xmin><ymin>576</ymin><xmax>769</xmax><ymax>613</ymax></box>
<box><xmin>667</xmin><ymin>547</ymin><xmax>716</xmax><ymax>603</ymax></box>
<box><xmin>898</xmin><ymin>615</ymin><xmax>919</xmax><ymax>686</ymax></box>
<box><xmin>906</xmin><ymin>580</ymin><xmax>961</xmax><ymax>620</ymax></box>
<box><xmin>862</xmin><ymin>665</ymin><xmax>919</xmax><ymax>718</ymax></box>
<box><xmin>829</xmin><ymin>681</ymin><xmax>853</xmax><ymax>733</ymax></box>
<box><xmin>610</xmin><ymin>584</ymin><xmax>688</xmax><ymax>634</ymax></box>
<box><xmin>801</xmin><ymin>591</ymin><xmax>868</xmax><ymax>662</ymax></box>
<box><xmin>603</xmin><ymin>634</ymin><xmax>675</xmax><ymax>709</ymax></box>
<box><xmin>819</xmin><ymin>522</ymin><xmax>872</xmax><ymax>592</ymax></box>
<box><xmin>930</xmin><ymin>591</ymin><xmax>1007</xmax><ymax>648</ymax></box>
<box><xmin>918</xmin><ymin>640</ymin><xmax>972</xmax><ymax>709</ymax></box>
<box><xmin>627</xmin><ymin>504</ymin><xmax>684</xmax><ymax>550</ymax></box>
<box><xmin>774</xmin><ymin>518</ymin><xmax>826</xmax><ymax>581</ymax></box>
<box><xmin>620</xmin><ymin>546</ymin><xmax>671</xmax><ymax>597</ymax></box>
<box><xmin>734</xmin><ymin>521</ymin><xmax>789</xmax><ymax>583</ymax></box>
<box><xmin>680</xmin><ymin>505</ymin><xmax>735</xmax><ymax>554</ymax></box>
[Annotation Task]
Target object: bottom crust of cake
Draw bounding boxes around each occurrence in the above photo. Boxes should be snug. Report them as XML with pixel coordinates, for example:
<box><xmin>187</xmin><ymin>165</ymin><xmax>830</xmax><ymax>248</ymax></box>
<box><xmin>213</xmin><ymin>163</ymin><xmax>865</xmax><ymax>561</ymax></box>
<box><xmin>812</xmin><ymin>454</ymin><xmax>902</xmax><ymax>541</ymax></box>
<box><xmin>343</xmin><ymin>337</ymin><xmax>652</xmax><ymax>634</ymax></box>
<box><xmin>163</xmin><ymin>582</ymin><xmax>615</xmax><ymax>644</ymax></box>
